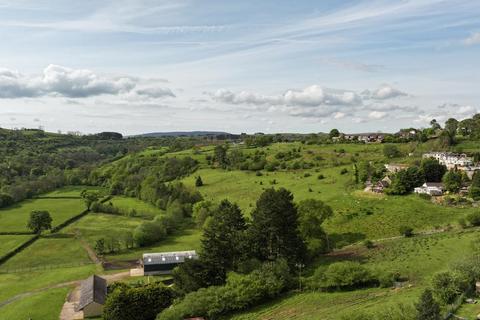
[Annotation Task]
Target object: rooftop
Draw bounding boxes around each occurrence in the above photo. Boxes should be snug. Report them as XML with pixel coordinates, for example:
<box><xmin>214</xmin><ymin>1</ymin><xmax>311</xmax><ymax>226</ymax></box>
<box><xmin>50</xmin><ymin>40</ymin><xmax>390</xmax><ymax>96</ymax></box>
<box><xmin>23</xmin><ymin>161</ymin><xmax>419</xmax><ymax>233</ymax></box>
<box><xmin>143</xmin><ymin>251</ymin><xmax>198</xmax><ymax>265</ymax></box>
<box><xmin>77</xmin><ymin>275</ymin><xmax>107</xmax><ymax>311</ymax></box>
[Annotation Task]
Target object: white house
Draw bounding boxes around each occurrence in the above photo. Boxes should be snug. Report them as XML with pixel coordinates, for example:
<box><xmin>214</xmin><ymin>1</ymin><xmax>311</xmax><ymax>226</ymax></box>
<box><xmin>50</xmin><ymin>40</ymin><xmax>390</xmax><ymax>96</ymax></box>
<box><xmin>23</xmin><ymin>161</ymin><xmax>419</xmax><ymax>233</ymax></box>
<box><xmin>422</xmin><ymin>152</ymin><xmax>473</xmax><ymax>169</ymax></box>
<box><xmin>414</xmin><ymin>182</ymin><xmax>444</xmax><ymax>196</ymax></box>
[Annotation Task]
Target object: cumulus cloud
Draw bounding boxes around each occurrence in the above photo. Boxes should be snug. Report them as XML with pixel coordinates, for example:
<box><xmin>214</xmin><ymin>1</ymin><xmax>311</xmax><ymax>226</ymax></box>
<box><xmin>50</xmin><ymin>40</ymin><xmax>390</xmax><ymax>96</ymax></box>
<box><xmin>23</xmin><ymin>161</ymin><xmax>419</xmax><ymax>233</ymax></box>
<box><xmin>464</xmin><ymin>32</ymin><xmax>480</xmax><ymax>46</ymax></box>
<box><xmin>368</xmin><ymin>111</ymin><xmax>387</xmax><ymax>119</ymax></box>
<box><xmin>212</xmin><ymin>85</ymin><xmax>361</xmax><ymax>107</ymax></box>
<box><xmin>0</xmin><ymin>65</ymin><xmax>174</xmax><ymax>99</ymax></box>
<box><xmin>363</xmin><ymin>84</ymin><xmax>407</xmax><ymax>100</ymax></box>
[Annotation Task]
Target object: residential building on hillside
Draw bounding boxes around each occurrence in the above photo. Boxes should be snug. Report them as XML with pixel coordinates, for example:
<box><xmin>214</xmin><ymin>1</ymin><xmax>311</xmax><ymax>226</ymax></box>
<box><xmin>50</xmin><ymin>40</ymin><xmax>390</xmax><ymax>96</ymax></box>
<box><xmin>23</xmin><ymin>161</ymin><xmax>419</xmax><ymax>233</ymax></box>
<box><xmin>414</xmin><ymin>182</ymin><xmax>444</xmax><ymax>196</ymax></box>
<box><xmin>341</xmin><ymin>133</ymin><xmax>388</xmax><ymax>143</ymax></box>
<box><xmin>423</xmin><ymin>152</ymin><xmax>473</xmax><ymax>169</ymax></box>
<box><xmin>385</xmin><ymin>163</ymin><xmax>409</xmax><ymax>173</ymax></box>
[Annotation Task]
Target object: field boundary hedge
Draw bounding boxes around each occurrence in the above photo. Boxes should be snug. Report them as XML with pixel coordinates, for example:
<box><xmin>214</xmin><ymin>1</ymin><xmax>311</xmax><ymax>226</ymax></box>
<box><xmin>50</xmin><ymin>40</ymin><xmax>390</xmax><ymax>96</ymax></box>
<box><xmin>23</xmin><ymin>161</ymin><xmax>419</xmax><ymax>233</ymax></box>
<box><xmin>0</xmin><ymin>194</ymin><xmax>112</xmax><ymax>266</ymax></box>
<box><xmin>0</xmin><ymin>235</ymin><xmax>39</xmax><ymax>265</ymax></box>
<box><xmin>35</xmin><ymin>196</ymin><xmax>81</xmax><ymax>199</ymax></box>
<box><xmin>0</xmin><ymin>231</ymin><xmax>34</xmax><ymax>235</ymax></box>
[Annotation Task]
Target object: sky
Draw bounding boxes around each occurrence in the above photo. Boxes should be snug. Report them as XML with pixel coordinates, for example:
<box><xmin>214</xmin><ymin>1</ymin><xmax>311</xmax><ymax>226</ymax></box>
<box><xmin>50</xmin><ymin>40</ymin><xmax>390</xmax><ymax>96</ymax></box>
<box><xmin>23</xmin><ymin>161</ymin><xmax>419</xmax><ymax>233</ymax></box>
<box><xmin>0</xmin><ymin>0</ymin><xmax>479</xmax><ymax>135</ymax></box>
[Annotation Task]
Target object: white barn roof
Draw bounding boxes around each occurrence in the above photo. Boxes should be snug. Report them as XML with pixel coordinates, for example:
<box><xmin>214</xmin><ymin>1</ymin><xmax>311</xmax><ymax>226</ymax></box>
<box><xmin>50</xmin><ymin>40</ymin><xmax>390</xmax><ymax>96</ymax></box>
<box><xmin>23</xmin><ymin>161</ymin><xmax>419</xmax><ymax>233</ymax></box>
<box><xmin>143</xmin><ymin>251</ymin><xmax>197</xmax><ymax>265</ymax></box>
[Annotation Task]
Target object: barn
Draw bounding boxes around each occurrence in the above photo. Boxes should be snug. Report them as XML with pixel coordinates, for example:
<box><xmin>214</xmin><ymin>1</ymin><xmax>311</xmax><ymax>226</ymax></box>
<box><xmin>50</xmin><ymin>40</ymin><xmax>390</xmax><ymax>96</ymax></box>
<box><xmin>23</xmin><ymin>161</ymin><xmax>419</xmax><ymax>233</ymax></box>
<box><xmin>142</xmin><ymin>250</ymin><xmax>198</xmax><ymax>275</ymax></box>
<box><xmin>76</xmin><ymin>275</ymin><xmax>107</xmax><ymax>318</ymax></box>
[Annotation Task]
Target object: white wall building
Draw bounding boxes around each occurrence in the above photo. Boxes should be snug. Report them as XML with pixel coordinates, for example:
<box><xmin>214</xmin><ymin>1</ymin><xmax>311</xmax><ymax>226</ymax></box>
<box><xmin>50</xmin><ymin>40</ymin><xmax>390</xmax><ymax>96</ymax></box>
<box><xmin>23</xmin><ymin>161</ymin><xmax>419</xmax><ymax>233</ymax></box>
<box><xmin>414</xmin><ymin>182</ymin><xmax>444</xmax><ymax>196</ymax></box>
<box><xmin>423</xmin><ymin>152</ymin><xmax>473</xmax><ymax>169</ymax></box>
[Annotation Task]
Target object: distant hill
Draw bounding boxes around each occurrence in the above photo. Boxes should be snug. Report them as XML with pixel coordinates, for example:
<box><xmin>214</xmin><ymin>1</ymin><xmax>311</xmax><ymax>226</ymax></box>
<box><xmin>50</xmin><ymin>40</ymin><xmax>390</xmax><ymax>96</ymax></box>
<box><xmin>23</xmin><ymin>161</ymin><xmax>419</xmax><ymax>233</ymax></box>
<box><xmin>132</xmin><ymin>131</ymin><xmax>233</xmax><ymax>137</ymax></box>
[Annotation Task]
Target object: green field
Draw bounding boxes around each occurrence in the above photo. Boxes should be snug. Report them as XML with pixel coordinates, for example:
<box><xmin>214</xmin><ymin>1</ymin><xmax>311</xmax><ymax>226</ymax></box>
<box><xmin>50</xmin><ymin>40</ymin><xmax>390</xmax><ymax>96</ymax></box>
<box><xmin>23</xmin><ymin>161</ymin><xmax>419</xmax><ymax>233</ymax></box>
<box><xmin>107</xmin><ymin>228</ymin><xmax>202</xmax><ymax>261</ymax></box>
<box><xmin>42</xmin><ymin>185</ymin><xmax>104</xmax><ymax>198</ymax></box>
<box><xmin>0</xmin><ymin>235</ymin><xmax>35</xmax><ymax>257</ymax></box>
<box><xmin>110</xmin><ymin>196</ymin><xmax>164</xmax><ymax>218</ymax></box>
<box><xmin>0</xmin><ymin>198</ymin><xmax>85</xmax><ymax>232</ymax></box>
<box><xmin>229</xmin><ymin>229</ymin><xmax>480</xmax><ymax>319</ymax></box>
<box><xmin>64</xmin><ymin>212</ymin><xmax>144</xmax><ymax>247</ymax></box>
<box><xmin>0</xmin><ymin>235</ymin><xmax>93</xmax><ymax>271</ymax></box>
<box><xmin>0</xmin><ymin>287</ymin><xmax>69</xmax><ymax>320</ymax></box>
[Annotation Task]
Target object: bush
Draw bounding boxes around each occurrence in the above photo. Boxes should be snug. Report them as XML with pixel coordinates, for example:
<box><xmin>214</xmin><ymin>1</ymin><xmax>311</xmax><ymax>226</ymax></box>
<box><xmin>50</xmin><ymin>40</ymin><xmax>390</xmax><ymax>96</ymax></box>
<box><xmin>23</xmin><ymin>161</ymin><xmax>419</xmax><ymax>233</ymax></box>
<box><xmin>466</xmin><ymin>211</ymin><xmax>480</xmax><ymax>226</ymax></box>
<box><xmin>307</xmin><ymin>261</ymin><xmax>374</xmax><ymax>290</ymax></box>
<box><xmin>431</xmin><ymin>271</ymin><xmax>469</xmax><ymax>304</ymax></box>
<box><xmin>317</xmin><ymin>174</ymin><xmax>325</xmax><ymax>180</ymax></box>
<box><xmin>399</xmin><ymin>226</ymin><xmax>413</xmax><ymax>237</ymax></box>
<box><xmin>158</xmin><ymin>260</ymin><xmax>291</xmax><ymax>320</ymax></box>
<box><xmin>104</xmin><ymin>282</ymin><xmax>175</xmax><ymax>320</ymax></box>
<box><xmin>363</xmin><ymin>240</ymin><xmax>375</xmax><ymax>249</ymax></box>
<box><xmin>340</xmin><ymin>168</ymin><xmax>348</xmax><ymax>175</ymax></box>
<box><xmin>133</xmin><ymin>220</ymin><xmax>167</xmax><ymax>247</ymax></box>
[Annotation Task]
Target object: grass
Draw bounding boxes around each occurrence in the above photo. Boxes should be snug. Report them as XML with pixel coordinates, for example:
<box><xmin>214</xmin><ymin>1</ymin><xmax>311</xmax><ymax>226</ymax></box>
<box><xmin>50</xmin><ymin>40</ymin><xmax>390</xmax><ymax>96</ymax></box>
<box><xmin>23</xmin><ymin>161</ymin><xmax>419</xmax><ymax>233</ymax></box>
<box><xmin>0</xmin><ymin>287</ymin><xmax>70</xmax><ymax>320</ymax></box>
<box><xmin>228</xmin><ymin>229</ymin><xmax>480</xmax><ymax>319</ymax></box>
<box><xmin>0</xmin><ymin>264</ymin><xmax>96</xmax><ymax>302</ymax></box>
<box><xmin>0</xmin><ymin>235</ymin><xmax>93</xmax><ymax>271</ymax></box>
<box><xmin>0</xmin><ymin>235</ymin><xmax>35</xmax><ymax>257</ymax></box>
<box><xmin>106</xmin><ymin>228</ymin><xmax>202</xmax><ymax>261</ymax></box>
<box><xmin>0</xmin><ymin>198</ymin><xmax>85</xmax><ymax>232</ymax></box>
<box><xmin>41</xmin><ymin>185</ymin><xmax>104</xmax><ymax>198</ymax></box>
<box><xmin>64</xmin><ymin>212</ymin><xmax>144</xmax><ymax>247</ymax></box>
<box><xmin>109</xmin><ymin>196</ymin><xmax>164</xmax><ymax>218</ymax></box>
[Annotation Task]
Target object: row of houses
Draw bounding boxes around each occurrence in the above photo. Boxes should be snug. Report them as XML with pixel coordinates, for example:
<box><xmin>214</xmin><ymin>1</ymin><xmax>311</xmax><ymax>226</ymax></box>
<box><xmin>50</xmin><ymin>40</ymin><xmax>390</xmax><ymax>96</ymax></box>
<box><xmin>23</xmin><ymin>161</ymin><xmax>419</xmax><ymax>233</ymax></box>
<box><xmin>423</xmin><ymin>152</ymin><xmax>480</xmax><ymax>179</ymax></box>
<box><xmin>335</xmin><ymin>129</ymin><xmax>419</xmax><ymax>144</ymax></box>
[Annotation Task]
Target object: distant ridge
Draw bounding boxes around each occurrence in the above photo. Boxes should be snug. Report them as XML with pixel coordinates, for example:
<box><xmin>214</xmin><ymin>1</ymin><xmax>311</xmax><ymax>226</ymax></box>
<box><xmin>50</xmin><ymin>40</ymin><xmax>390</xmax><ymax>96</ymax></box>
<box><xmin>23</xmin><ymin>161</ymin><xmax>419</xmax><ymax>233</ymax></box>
<box><xmin>131</xmin><ymin>131</ymin><xmax>232</xmax><ymax>137</ymax></box>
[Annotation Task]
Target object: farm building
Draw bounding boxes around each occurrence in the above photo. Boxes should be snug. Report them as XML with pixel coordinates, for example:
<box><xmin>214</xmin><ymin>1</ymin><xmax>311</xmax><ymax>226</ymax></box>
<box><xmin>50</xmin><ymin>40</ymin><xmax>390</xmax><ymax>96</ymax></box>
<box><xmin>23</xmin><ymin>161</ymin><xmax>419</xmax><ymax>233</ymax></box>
<box><xmin>76</xmin><ymin>275</ymin><xmax>107</xmax><ymax>318</ymax></box>
<box><xmin>414</xmin><ymin>182</ymin><xmax>444</xmax><ymax>196</ymax></box>
<box><xmin>143</xmin><ymin>250</ymin><xmax>198</xmax><ymax>275</ymax></box>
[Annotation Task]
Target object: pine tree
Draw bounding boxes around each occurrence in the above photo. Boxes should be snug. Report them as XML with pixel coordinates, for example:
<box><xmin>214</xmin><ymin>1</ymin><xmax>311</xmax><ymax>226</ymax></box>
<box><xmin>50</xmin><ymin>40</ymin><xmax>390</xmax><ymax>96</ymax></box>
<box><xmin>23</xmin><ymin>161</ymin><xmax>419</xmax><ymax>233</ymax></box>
<box><xmin>201</xmin><ymin>199</ymin><xmax>247</xmax><ymax>274</ymax></box>
<box><xmin>248</xmin><ymin>188</ymin><xmax>306</xmax><ymax>263</ymax></box>
<box><xmin>195</xmin><ymin>176</ymin><xmax>203</xmax><ymax>187</ymax></box>
<box><xmin>415</xmin><ymin>289</ymin><xmax>441</xmax><ymax>320</ymax></box>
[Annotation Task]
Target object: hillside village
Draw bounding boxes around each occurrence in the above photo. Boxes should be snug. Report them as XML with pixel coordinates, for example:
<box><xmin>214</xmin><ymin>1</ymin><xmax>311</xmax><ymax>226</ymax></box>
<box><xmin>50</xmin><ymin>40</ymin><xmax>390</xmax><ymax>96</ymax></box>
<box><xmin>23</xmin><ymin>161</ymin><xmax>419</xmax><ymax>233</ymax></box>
<box><xmin>364</xmin><ymin>152</ymin><xmax>480</xmax><ymax>200</ymax></box>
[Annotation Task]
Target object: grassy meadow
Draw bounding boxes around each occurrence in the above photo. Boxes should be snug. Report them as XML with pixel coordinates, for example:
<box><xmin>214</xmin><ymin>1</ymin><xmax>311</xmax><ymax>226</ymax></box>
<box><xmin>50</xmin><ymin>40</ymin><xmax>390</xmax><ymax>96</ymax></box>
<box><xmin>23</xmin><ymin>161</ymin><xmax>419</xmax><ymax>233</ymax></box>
<box><xmin>0</xmin><ymin>198</ymin><xmax>85</xmax><ymax>233</ymax></box>
<box><xmin>0</xmin><ymin>235</ymin><xmax>35</xmax><ymax>257</ymax></box>
<box><xmin>110</xmin><ymin>196</ymin><xmax>164</xmax><ymax>218</ymax></box>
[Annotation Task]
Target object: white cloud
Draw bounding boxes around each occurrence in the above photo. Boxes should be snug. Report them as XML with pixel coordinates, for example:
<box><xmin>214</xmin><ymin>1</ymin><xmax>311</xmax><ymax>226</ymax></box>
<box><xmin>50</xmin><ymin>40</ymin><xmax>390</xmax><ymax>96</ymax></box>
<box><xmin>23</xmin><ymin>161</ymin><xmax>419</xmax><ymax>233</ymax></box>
<box><xmin>464</xmin><ymin>32</ymin><xmax>480</xmax><ymax>46</ymax></box>
<box><xmin>212</xmin><ymin>85</ymin><xmax>361</xmax><ymax>107</ymax></box>
<box><xmin>363</xmin><ymin>84</ymin><xmax>407</xmax><ymax>100</ymax></box>
<box><xmin>0</xmin><ymin>65</ymin><xmax>174</xmax><ymax>99</ymax></box>
<box><xmin>368</xmin><ymin>111</ymin><xmax>387</xmax><ymax>119</ymax></box>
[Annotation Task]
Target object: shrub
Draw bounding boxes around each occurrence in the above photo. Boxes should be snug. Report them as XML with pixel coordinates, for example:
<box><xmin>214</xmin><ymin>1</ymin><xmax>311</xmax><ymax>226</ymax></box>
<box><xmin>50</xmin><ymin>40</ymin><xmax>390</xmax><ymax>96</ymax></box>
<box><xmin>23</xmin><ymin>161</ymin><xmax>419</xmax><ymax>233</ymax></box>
<box><xmin>431</xmin><ymin>271</ymin><xmax>469</xmax><ymax>304</ymax></box>
<box><xmin>103</xmin><ymin>282</ymin><xmax>175</xmax><ymax>320</ymax></box>
<box><xmin>317</xmin><ymin>174</ymin><xmax>325</xmax><ymax>180</ymax></box>
<box><xmin>466</xmin><ymin>211</ymin><xmax>480</xmax><ymax>226</ymax></box>
<box><xmin>399</xmin><ymin>226</ymin><xmax>413</xmax><ymax>237</ymax></box>
<box><xmin>255</xmin><ymin>171</ymin><xmax>263</xmax><ymax>176</ymax></box>
<box><xmin>158</xmin><ymin>260</ymin><xmax>291</xmax><ymax>320</ymax></box>
<box><xmin>340</xmin><ymin>168</ymin><xmax>348</xmax><ymax>175</ymax></box>
<box><xmin>363</xmin><ymin>240</ymin><xmax>375</xmax><ymax>249</ymax></box>
<box><xmin>308</xmin><ymin>261</ymin><xmax>374</xmax><ymax>290</ymax></box>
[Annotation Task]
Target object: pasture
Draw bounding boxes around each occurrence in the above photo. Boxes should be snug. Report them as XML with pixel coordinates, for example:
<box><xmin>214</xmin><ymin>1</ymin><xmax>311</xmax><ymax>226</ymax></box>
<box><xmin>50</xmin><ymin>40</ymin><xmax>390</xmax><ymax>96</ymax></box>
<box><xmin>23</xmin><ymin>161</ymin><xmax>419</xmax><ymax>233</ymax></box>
<box><xmin>229</xmin><ymin>229</ymin><xmax>480</xmax><ymax>319</ymax></box>
<box><xmin>0</xmin><ymin>287</ymin><xmax>70</xmax><ymax>320</ymax></box>
<box><xmin>0</xmin><ymin>198</ymin><xmax>85</xmax><ymax>232</ymax></box>
<box><xmin>0</xmin><ymin>235</ymin><xmax>93</xmax><ymax>271</ymax></box>
<box><xmin>109</xmin><ymin>196</ymin><xmax>164</xmax><ymax>218</ymax></box>
<box><xmin>107</xmin><ymin>228</ymin><xmax>202</xmax><ymax>262</ymax></box>
<box><xmin>0</xmin><ymin>235</ymin><xmax>34</xmax><ymax>257</ymax></box>
<box><xmin>42</xmin><ymin>185</ymin><xmax>105</xmax><ymax>198</ymax></box>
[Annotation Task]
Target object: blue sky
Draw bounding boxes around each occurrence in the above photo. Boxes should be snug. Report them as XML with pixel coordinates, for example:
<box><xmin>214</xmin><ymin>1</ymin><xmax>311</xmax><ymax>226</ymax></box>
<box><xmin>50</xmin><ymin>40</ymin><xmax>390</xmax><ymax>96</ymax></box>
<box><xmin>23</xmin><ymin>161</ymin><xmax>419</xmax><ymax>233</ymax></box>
<box><xmin>0</xmin><ymin>0</ymin><xmax>479</xmax><ymax>134</ymax></box>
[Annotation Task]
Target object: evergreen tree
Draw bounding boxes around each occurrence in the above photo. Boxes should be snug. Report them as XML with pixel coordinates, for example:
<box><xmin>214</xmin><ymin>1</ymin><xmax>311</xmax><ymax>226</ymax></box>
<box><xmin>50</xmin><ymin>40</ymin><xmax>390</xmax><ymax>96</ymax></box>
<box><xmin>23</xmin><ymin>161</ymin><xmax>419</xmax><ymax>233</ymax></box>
<box><xmin>248</xmin><ymin>188</ymin><xmax>306</xmax><ymax>263</ymax></box>
<box><xmin>421</xmin><ymin>158</ymin><xmax>447</xmax><ymax>182</ymax></box>
<box><xmin>415</xmin><ymin>289</ymin><xmax>441</xmax><ymax>320</ymax></box>
<box><xmin>201</xmin><ymin>200</ymin><xmax>247</xmax><ymax>273</ymax></box>
<box><xmin>195</xmin><ymin>176</ymin><xmax>203</xmax><ymax>187</ymax></box>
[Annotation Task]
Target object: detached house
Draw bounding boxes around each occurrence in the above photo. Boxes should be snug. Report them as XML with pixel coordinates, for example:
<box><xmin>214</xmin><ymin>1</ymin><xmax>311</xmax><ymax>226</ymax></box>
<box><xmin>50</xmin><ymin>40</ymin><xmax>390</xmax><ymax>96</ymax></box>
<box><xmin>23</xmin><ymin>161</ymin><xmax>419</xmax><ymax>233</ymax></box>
<box><xmin>414</xmin><ymin>182</ymin><xmax>444</xmax><ymax>196</ymax></box>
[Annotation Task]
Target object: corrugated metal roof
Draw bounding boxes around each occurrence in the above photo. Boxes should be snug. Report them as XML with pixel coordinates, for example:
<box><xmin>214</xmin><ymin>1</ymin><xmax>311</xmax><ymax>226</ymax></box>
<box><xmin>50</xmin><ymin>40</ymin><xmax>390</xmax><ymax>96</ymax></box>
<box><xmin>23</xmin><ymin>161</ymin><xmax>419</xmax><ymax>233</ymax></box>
<box><xmin>143</xmin><ymin>250</ymin><xmax>197</xmax><ymax>265</ymax></box>
<box><xmin>77</xmin><ymin>275</ymin><xmax>107</xmax><ymax>311</ymax></box>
